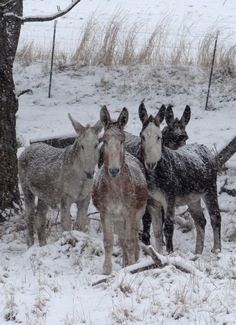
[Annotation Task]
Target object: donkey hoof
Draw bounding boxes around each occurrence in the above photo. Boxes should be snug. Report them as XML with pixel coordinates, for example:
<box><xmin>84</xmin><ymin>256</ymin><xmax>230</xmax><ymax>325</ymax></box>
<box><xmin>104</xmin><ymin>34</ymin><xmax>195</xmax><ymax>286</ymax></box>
<box><xmin>74</xmin><ymin>222</ymin><xmax>88</xmax><ymax>232</ymax></box>
<box><xmin>103</xmin><ymin>263</ymin><xmax>112</xmax><ymax>275</ymax></box>
<box><xmin>27</xmin><ymin>238</ymin><xmax>34</xmax><ymax>247</ymax></box>
<box><xmin>61</xmin><ymin>223</ymin><xmax>72</xmax><ymax>232</ymax></box>
<box><xmin>211</xmin><ymin>247</ymin><xmax>221</xmax><ymax>254</ymax></box>
<box><xmin>39</xmin><ymin>240</ymin><xmax>47</xmax><ymax>247</ymax></box>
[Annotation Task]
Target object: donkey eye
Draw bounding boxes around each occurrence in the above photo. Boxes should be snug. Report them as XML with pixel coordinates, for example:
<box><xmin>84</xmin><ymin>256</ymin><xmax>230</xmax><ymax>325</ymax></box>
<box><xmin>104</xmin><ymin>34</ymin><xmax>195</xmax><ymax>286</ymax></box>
<box><xmin>141</xmin><ymin>135</ymin><xmax>145</xmax><ymax>141</ymax></box>
<box><xmin>157</xmin><ymin>136</ymin><xmax>161</xmax><ymax>141</ymax></box>
<box><xmin>94</xmin><ymin>144</ymin><xmax>98</xmax><ymax>149</ymax></box>
<box><xmin>81</xmin><ymin>145</ymin><xmax>85</xmax><ymax>150</ymax></box>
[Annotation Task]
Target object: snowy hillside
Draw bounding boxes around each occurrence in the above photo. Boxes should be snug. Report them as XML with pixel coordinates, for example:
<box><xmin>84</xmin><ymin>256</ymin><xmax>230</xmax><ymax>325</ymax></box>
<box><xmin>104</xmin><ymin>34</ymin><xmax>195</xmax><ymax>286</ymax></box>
<box><xmin>0</xmin><ymin>1</ymin><xmax>236</xmax><ymax>324</ymax></box>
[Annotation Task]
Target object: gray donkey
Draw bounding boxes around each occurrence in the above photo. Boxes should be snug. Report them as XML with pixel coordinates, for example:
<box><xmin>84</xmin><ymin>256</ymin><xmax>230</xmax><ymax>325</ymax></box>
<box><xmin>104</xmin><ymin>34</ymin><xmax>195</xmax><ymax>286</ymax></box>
<box><xmin>138</xmin><ymin>102</ymin><xmax>221</xmax><ymax>254</ymax></box>
<box><xmin>18</xmin><ymin>114</ymin><xmax>102</xmax><ymax>246</ymax></box>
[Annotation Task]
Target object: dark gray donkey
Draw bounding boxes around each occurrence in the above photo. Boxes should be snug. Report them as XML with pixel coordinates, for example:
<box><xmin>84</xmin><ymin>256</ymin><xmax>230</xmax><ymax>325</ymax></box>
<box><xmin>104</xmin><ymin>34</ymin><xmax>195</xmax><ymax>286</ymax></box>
<box><xmin>162</xmin><ymin>104</ymin><xmax>191</xmax><ymax>149</ymax></box>
<box><xmin>18</xmin><ymin>114</ymin><xmax>102</xmax><ymax>246</ymax></box>
<box><xmin>138</xmin><ymin>102</ymin><xmax>221</xmax><ymax>254</ymax></box>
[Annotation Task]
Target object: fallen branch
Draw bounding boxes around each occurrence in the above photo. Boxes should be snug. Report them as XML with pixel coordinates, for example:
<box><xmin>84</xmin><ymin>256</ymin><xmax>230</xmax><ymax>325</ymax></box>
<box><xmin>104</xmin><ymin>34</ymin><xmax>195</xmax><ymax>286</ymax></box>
<box><xmin>92</xmin><ymin>245</ymin><xmax>201</xmax><ymax>286</ymax></box>
<box><xmin>92</xmin><ymin>275</ymin><xmax>115</xmax><ymax>287</ymax></box>
<box><xmin>141</xmin><ymin>244</ymin><xmax>201</xmax><ymax>275</ymax></box>
<box><xmin>175</xmin><ymin>214</ymin><xmax>193</xmax><ymax>232</ymax></box>
<box><xmin>17</xmin><ymin>88</ymin><xmax>33</xmax><ymax>97</ymax></box>
<box><xmin>4</xmin><ymin>0</ymin><xmax>81</xmax><ymax>23</ymax></box>
<box><xmin>219</xmin><ymin>178</ymin><xmax>236</xmax><ymax>197</ymax></box>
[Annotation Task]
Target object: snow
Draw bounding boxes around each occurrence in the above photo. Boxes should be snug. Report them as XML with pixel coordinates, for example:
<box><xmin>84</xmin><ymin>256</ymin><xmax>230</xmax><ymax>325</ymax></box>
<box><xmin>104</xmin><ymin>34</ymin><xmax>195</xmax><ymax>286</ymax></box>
<box><xmin>1</xmin><ymin>1</ymin><xmax>236</xmax><ymax>324</ymax></box>
<box><xmin>19</xmin><ymin>0</ymin><xmax>236</xmax><ymax>53</ymax></box>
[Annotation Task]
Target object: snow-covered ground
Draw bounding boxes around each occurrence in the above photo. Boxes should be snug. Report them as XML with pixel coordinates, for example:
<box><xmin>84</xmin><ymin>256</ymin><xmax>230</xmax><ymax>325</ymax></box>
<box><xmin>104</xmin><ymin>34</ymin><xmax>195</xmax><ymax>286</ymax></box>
<box><xmin>0</xmin><ymin>1</ymin><xmax>236</xmax><ymax>324</ymax></box>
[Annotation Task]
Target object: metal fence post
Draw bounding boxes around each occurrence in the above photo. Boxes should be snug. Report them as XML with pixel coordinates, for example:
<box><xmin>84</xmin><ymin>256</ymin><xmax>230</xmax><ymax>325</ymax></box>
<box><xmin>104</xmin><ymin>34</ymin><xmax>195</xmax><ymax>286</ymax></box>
<box><xmin>48</xmin><ymin>20</ymin><xmax>57</xmax><ymax>98</ymax></box>
<box><xmin>205</xmin><ymin>31</ymin><xmax>219</xmax><ymax>110</ymax></box>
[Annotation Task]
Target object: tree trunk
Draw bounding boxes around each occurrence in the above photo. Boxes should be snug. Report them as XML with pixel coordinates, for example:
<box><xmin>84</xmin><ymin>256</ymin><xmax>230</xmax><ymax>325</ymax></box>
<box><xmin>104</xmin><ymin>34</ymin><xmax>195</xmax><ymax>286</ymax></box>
<box><xmin>0</xmin><ymin>0</ymin><xmax>23</xmax><ymax>217</ymax></box>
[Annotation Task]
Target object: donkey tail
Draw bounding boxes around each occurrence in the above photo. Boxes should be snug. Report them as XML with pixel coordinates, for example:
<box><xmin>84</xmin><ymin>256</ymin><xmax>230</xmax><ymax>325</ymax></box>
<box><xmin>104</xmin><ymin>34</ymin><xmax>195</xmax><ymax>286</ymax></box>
<box><xmin>216</xmin><ymin>136</ymin><xmax>236</xmax><ymax>170</ymax></box>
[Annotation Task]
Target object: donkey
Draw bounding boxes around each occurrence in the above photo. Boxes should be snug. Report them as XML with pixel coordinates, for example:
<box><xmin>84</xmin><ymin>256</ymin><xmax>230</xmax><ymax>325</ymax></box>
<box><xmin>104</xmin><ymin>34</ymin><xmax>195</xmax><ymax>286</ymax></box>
<box><xmin>18</xmin><ymin>114</ymin><xmax>102</xmax><ymax>246</ymax></box>
<box><xmin>138</xmin><ymin>102</ymin><xmax>221</xmax><ymax>254</ymax></box>
<box><xmin>92</xmin><ymin>106</ymin><xmax>148</xmax><ymax>274</ymax></box>
<box><xmin>162</xmin><ymin>104</ymin><xmax>191</xmax><ymax>149</ymax></box>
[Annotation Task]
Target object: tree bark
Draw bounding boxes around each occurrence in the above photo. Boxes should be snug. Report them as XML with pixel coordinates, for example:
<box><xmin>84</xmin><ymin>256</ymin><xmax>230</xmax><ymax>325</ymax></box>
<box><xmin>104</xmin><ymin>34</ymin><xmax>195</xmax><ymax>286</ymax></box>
<box><xmin>0</xmin><ymin>0</ymin><xmax>82</xmax><ymax>218</ymax></box>
<box><xmin>0</xmin><ymin>0</ymin><xmax>23</xmax><ymax>216</ymax></box>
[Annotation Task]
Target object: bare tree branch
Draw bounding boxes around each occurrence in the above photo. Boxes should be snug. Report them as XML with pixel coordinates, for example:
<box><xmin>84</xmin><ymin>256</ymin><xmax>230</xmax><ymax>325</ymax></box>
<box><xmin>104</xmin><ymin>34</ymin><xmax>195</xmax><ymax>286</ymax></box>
<box><xmin>4</xmin><ymin>0</ymin><xmax>81</xmax><ymax>23</ymax></box>
<box><xmin>0</xmin><ymin>0</ymin><xmax>16</xmax><ymax>9</ymax></box>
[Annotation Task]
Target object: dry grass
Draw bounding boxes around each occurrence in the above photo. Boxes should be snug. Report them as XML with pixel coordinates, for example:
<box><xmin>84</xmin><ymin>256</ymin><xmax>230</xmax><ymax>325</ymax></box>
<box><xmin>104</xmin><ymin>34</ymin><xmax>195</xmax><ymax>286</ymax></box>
<box><xmin>16</xmin><ymin>15</ymin><xmax>236</xmax><ymax>75</ymax></box>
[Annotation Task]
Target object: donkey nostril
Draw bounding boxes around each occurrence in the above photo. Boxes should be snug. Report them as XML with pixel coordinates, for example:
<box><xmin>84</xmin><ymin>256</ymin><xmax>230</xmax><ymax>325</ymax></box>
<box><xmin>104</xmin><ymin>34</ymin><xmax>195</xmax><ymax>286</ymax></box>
<box><xmin>109</xmin><ymin>168</ymin><xmax>120</xmax><ymax>177</ymax></box>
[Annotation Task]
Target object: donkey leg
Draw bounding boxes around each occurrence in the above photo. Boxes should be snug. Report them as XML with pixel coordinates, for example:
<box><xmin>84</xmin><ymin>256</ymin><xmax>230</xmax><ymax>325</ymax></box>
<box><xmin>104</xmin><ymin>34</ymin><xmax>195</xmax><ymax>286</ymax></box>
<box><xmin>124</xmin><ymin>217</ymin><xmax>136</xmax><ymax>266</ymax></box>
<box><xmin>36</xmin><ymin>199</ymin><xmax>48</xmax><ymax>246</ymax></box>
<box><xmin>204</xmin><ymin>188</ymin><xmax>221</xmax><ymax>253</ymax></box>
<box><xmin>100</xmin><ymin>212</ymin><xmax>113</xmax><ymax>275</ymax></box>
<box><xmin>148</xmin><ymin>203</ymin><xmax>163</xmax><ymax>253</ymax></box>
<box><xmin>75</xmin><ymin>195</ymin><xmax>90</xmax><ymax>232</ymax></box>
<box><xmin>134</xmin><ymin>210</ymin><xmax>144</xmax><ymax>262</ymax></box>
<box><xmin>23</xmin><ymin>188</ymin><xmax>35</xmax><ymax>247</ymax></box>
<box><xmin>188</xmin><ymin>200</ymin><xmax>206</xmax><ymax>255</ymax></box>
<box><xmin>119</xmin><ymin>227</ymin><xmax>128</xmax><ymax>267</ymax></box>
<box><xmin>164</xmin><ymin>199</ymin><xmax>175</xmax><ymax>253</ymax></box>
<box><xmin>60</xmin><ymin>196</ymin><xmax>72</xmax><ymax>231</ymax></box>
<box><xmin>141</xmin><ymin>208</ymin><xmax>152</xmax><ymax>245</ymax></box>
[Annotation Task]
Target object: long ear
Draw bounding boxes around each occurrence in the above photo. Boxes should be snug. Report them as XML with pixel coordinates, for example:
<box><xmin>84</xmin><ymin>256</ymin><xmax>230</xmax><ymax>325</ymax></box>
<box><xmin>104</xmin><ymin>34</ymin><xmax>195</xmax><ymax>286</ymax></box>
<box><xmin>93</xmin><ymin>120</ymin><xmax>103</xmax><ymax>134</ymax></box>
<box><xmin>139</xmin><ymin>100</ymin><xmax>148</xmax><ymax>125</ymax></box>
<box><xmin>155</xmin><ymin>104</ymin><xmax>166</xmax><ymax>126</ymax></box>
<box><xmin>117</xmin><ymin>107</ymin><xmax>129</xmax><ymax>129</ymax></box>
<box><xmin>100</xmin><ymin>105</ymin><xmax>111</xmax><ymax>128</ymax></box>
<box><xmin>165</xmin><ymin>105</ymin><xmax>174</xmax><ymax>126</ymax></box>
<box><xmin>180</xmin><ymin>105</ymin><xmax>191</xmax><ymax>126</ymax></box>
<box><xmin>68</xmin><ymin>113</ymin><xmax>84</xmax><ymax>134</ymax></box>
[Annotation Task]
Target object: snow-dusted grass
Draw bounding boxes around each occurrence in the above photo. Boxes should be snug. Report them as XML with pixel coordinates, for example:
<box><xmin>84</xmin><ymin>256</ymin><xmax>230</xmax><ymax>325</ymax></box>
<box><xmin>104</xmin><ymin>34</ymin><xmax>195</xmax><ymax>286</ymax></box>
<box><xmin>16</xmin><ymin>16</ymin><xmax>236</xmax><ymax>74</ymax></box>
<box><xmin>0</xmin><ymin>60</ymin><xmax>234</xmax><ymax>324</ymax></box>
<box><xmin>1</xmin><ymin>1</ymin><xmax>236</xmax><ymax>323</ymax></box>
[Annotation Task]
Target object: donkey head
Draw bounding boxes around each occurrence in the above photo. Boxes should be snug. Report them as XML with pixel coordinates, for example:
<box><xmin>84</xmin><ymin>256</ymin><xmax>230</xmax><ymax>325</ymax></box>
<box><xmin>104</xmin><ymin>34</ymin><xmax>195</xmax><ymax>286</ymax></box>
<box><xmin>139</xmin><ymin>101</ymin><xmax>166</xmax><ymax>171</ymax></box>
<box><xmin>162</xmin><ymin>105</ymin><xmax>191</xmax><ymax>150</ymax></box>
<box><xmin>68</xmin><ymin>113</ymin><xmax>103</xmax><ymax>178</ymax></box>
<box><xmin>100</xmin><ymin>106</ymin><xmax>128</xmax><ymax>178</ymax></box>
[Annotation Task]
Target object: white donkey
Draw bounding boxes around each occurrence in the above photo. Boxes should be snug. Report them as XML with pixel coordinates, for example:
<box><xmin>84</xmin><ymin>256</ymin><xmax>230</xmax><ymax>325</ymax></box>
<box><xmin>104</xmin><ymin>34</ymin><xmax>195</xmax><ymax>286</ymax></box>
<box><xmin>18</xmin><ymin>114</ymin><xmax>102</xmax><ymax>246</ymax></box>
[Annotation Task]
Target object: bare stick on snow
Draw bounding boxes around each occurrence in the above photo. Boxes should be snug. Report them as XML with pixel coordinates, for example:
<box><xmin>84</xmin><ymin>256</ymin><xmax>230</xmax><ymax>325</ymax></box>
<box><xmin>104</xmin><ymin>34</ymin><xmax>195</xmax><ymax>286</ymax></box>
<box><xmin>17</xmin><ymin>89</ymin><xmax>33</xmax><ymax>97</ymax></box>
<box><xmin>92</xmin><ymin>245</ymin><xmax>201</xmax><ymax>286</ymax></box>
<box><xmin>4</xmin><ymin>0</ymin><xmax>82</xmax><ymax>23</ymax></box>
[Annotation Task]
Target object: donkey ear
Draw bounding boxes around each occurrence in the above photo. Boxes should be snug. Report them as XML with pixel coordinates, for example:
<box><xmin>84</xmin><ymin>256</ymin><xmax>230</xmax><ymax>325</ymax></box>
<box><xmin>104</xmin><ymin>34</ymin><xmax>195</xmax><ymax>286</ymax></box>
<box><xmin>155</xmin><ymin>104</ymin><xmax>166</xmax><ymax>125</ymax></box>
<box><xmin>165</xmin><ymin>105</ymin><xmax>174</xmax><ymax>126</ymax></box>
<box><xmin>139</xmin><ymin>100</ymin><xmax>148</xmax><ymax>125</ymax></box>
<box><xmin>93</xmin><ymin>120</ymin><xmax>103</xmax><ymax>134</ymax></box>
<box><xmin>118</xmin><ymin>107</ymin><xmax>129</xmax><ymax>129</ymax></box>
<box><xmin>180</xmin><ymin>105</ymin><xmax>191</xmax><ymax>126</ymax></box>
<box><xmin>68</xmin><ymin>113</ymin><xmax>84</xmax><ymax>134</ymax></box>
<box><xmin>100</xmin><ymin>105</ymin><xmax>111</xmax><ymax>128</ymax></box>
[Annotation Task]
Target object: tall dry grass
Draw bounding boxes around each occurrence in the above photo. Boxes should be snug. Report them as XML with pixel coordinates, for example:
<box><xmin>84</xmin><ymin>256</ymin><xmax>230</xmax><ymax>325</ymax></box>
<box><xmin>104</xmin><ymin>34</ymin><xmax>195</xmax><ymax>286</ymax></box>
<box><xmin>16</xmin><ymin>15</ymin><xmax>236</xmax><ymax>75</ymax></box>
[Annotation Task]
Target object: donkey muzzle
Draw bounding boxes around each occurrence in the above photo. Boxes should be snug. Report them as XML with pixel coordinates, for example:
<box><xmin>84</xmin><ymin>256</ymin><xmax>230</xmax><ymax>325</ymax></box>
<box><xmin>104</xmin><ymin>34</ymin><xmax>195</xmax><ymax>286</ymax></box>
<box><xmin>145</xmin><ymin>162</ymin><xmax>157</xmax><ymax>171</ymax></box>
<box><xmin>109</xmin><ymin>168</ymin><xmax>120</xmax><ymax>178</ymax></box>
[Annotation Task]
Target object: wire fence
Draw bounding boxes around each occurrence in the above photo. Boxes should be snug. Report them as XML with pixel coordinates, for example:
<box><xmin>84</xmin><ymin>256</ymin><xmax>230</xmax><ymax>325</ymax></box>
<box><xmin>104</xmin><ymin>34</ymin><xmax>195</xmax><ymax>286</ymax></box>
<box><xmin>17</xmin><ymin>15</ymin><xmax>236</xmax><ymax>71</ymax></box>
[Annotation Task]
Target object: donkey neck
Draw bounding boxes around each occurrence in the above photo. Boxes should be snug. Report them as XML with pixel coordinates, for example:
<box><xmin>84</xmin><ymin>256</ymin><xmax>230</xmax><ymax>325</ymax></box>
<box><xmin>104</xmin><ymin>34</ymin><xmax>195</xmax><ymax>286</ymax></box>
<box><xmin>63</xmin><ymin>140</ymin><xmax>83</xmax><ymax>168</ymax></box>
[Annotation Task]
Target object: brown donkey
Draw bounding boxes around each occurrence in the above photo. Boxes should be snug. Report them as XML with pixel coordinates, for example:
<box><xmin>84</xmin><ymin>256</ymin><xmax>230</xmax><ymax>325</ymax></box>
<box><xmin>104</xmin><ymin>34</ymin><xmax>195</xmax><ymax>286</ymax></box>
<box><xmin>92</xmin><ymin>106</ymin><xmax>148</xmax><ymax>274</ymax></box>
